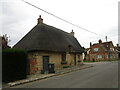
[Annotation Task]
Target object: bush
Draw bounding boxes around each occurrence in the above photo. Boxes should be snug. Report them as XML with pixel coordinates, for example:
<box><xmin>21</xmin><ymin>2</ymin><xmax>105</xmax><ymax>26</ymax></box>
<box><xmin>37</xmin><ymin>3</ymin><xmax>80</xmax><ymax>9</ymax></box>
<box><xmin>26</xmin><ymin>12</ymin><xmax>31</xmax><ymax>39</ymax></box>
<box><xmin>63</xmin><ymin>65</ymin><xmax>70</xmax><ymax>69</ymax></box>
<box><xmin>2</xmin><ymin>48</ymin><xmax>27</xmax><ymax>82</ymax></box>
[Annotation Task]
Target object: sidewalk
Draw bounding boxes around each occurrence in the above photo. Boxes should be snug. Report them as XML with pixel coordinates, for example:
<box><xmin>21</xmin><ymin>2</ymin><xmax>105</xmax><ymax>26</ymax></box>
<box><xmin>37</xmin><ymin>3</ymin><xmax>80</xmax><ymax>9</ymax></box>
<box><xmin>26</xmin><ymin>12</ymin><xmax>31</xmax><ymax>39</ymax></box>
<box><xmin>3</xmin><ymin>64</ymin><xmax>93</xmax><ymax>88</ymax></box>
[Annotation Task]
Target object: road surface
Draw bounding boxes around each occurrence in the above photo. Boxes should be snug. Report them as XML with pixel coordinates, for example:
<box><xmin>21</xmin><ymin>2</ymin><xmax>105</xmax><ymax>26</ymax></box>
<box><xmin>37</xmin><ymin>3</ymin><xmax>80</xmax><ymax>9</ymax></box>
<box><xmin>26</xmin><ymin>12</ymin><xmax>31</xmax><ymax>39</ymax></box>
<box><xmin>12</xmin><ymin>61</ymin><xmax>118</xmax><ymax>88</ymax></box>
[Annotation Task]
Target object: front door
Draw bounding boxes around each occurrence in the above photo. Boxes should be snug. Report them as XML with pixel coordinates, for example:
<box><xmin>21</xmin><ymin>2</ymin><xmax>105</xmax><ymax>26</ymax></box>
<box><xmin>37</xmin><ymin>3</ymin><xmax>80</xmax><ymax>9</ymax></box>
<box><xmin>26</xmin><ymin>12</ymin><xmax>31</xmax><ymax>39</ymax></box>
<box><xmin>43</xmin><ymin>56</ymin><xmax>49</xmax><ymax>72</ymax></box>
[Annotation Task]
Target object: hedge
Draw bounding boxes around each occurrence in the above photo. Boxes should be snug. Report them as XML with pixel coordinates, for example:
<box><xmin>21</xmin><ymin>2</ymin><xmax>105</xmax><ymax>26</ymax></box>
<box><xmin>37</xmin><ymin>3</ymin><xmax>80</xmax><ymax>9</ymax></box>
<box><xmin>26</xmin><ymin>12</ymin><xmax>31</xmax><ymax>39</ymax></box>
<box><xmin>2</xmin><ymin>48</ymin><xmax>27</xmax><ymax>82</ymax></box>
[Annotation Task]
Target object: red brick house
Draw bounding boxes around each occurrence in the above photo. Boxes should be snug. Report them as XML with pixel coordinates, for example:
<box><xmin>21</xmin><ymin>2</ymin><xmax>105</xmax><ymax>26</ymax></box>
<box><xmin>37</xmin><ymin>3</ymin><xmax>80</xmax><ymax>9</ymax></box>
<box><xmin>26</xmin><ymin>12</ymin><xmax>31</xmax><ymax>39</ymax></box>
<box><xmin>85</xmin><ymin>40</ymin><xmax>118</xmax><ymax>61</ymax></box>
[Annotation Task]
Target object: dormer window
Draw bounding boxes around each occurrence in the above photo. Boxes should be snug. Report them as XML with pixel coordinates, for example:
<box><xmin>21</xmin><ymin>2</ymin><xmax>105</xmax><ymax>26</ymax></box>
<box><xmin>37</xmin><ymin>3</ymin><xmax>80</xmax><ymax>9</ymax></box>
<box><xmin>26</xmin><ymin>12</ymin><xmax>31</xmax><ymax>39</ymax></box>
<box><xmin>68</xmin><ymin>45</ymin><xmax>72</xmax><ymax>52</ymax></box>
<box><xmin>94</xmin><ymin>48</ymin><xmax>98</xmax><ymax>52</ymax></box>
<box><xmin>106</xmin><ymin>45</ymin><xmax>109</xmax><ymax>47</ymax></box>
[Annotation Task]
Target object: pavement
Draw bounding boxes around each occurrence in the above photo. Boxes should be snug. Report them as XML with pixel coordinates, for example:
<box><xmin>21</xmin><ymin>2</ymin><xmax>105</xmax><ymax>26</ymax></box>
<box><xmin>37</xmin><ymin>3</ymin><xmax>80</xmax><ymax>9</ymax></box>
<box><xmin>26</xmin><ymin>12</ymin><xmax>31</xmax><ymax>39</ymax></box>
<box><xmin>3</xmin><ymin>63</ymin><xmax>93</xmax><ymax>88</ymax></box>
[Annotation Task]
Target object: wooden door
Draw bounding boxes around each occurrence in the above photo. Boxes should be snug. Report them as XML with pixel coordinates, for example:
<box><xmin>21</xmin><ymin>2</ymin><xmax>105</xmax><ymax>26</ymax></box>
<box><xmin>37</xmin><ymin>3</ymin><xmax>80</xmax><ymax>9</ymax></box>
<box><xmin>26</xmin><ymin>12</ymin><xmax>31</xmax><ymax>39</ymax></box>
<box><xmin>43</xmin><ymin>56</ymin><xmax>49</xmax><ymax>72</ymax></box>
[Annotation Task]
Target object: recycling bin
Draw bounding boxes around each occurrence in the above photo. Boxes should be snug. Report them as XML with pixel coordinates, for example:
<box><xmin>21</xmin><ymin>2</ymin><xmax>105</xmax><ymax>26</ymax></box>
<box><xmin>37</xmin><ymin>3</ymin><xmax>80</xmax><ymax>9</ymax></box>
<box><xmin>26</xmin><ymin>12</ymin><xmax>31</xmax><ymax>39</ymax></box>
<box><xmin>48</xmin><ymin>63</ymin><xmax>55</xmax><ymax>73</ymax></box>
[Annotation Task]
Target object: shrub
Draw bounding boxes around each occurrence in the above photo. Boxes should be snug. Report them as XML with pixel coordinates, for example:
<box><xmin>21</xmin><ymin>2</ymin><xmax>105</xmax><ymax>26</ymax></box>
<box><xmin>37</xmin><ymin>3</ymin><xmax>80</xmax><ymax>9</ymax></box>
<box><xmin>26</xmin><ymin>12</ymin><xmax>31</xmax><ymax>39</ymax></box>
<box><xmin>63</xmin><ymin>65</ymin><xmax>70</xmax><ymax>69</ymax></box>
<box><xmin>2</xmin><ymin>48</ymin><xmax>27</xmax><ymax>82</ymax></box>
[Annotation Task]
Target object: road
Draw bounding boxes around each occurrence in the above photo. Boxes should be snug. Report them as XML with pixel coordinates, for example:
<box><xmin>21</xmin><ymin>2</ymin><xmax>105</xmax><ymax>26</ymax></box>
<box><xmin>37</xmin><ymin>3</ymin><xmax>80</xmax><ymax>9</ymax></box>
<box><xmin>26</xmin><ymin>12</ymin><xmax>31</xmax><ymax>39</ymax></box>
<box><xmin>12</xmin><ymin>61</ymin><xmax>118</xmax><ymax>88</ymax></box>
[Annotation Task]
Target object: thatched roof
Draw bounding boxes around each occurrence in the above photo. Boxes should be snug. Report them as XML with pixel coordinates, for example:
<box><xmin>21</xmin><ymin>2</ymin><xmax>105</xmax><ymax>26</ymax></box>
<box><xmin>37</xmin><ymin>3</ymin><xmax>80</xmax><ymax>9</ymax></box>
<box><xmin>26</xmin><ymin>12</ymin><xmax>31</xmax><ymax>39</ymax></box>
<box><xmin>13</xmin><ymin>23</ymin><xmax>84</xmax><ymax>53</ymax></box>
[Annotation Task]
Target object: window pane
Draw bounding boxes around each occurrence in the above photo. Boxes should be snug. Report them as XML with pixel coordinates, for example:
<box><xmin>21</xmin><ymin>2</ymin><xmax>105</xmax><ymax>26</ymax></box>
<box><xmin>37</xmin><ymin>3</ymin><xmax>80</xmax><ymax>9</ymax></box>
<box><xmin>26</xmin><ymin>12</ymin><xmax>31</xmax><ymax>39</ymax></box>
<box><xmin>94</xmin><ymin>48</ymin><xmax>98</xmax><ymax>52</ymax></box>
<box><xmin>98</xmin><ymin>55</ymin><xmax>102</xmax><ymax>59</ymax></box>
<box><xmin>62</xmin><ymin>54</ymin><xmax>66</xmax><ymax>61</ymax></box>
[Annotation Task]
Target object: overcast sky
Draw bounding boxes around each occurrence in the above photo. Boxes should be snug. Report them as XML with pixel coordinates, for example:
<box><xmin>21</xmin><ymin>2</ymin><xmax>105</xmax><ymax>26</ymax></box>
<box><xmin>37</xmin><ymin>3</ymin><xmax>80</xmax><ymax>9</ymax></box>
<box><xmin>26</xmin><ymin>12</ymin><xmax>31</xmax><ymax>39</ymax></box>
<box><xmin>1</xmin><ymin>0</ymin><xmax>119</xmax><ymax>48</ymax></box>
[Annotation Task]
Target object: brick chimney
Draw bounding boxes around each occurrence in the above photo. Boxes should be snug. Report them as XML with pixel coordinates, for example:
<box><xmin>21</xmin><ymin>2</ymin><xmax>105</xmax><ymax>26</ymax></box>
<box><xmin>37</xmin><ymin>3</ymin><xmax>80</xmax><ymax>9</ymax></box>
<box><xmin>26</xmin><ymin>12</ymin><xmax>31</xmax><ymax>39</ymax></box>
<box><xmin>70</xmin><ymin>30</ymin><xmax>74</xmax><ymax>36</ymax></box>
<box><xmin>98</xmin><ymin>39</ymin><xmax>102</xmax><ymax>43</ymax></box>
<box><xmin>90</xmin><ymin>42</ymin><xmax>92</xmax><ymax>47</ymax></box>
<box><xmin>117</xmin><ymin>44</ymin><xmax>119</xmax><ymax>47</ymax></box>
<box><xmin>105</xmin><ymin>36</ymin><xmax>107</xmax><ymax>42</ymax></box>
<box><xmin>37</xmin><ymin>15</ymin><xmax>43</xmax><ymax>24</ymax></box>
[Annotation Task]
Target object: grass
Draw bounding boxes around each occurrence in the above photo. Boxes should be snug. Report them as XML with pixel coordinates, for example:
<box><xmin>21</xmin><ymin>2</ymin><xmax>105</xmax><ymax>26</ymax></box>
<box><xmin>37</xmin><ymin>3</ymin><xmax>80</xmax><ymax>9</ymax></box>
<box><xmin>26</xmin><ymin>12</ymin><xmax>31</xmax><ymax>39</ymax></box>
<box><xmin>83</xmin><ymin>59</ymin><xmax>119</xmax><ymax>63</ymax></box>
<box><xmin>103</xmin><ymin>59</ymin><xmax>119</xmax><ymax>62</ymax></box>
<box><xmin>83</xmin><ymin>61</ymin><xmax>98</xmax><ymax>63</ymax></box>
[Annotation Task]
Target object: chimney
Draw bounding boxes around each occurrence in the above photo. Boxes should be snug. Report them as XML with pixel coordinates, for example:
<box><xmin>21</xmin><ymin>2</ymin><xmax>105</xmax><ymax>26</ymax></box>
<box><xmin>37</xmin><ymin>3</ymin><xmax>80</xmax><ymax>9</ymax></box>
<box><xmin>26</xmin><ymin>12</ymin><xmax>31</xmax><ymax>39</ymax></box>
<box><xmin>117</xmin><ymin>44</ymin><xmax>119</xmax><ymax>47</ymax></box>
<box><xmin>105</xmin><ymin>36</ymin><xmax>107</xmax><ymax>42</ymax></box>
<box><xmin>70</xmin><ymin>30</ymin><xmax>74</xmax><ymax>36</ymax></box>
<box><xmin>90</xmin><ymin>42</ymin><xmax>92</xmax><ymax>47</ymax></box>
<box><xmin>99</xmin><ymin>39</ymin><xmax>102</xmax><ymax>43</ymax></box>
<box><xmin>37</xmin><ymin>15</ymin><xmax>43</xmax><ymax>24</ymax></box>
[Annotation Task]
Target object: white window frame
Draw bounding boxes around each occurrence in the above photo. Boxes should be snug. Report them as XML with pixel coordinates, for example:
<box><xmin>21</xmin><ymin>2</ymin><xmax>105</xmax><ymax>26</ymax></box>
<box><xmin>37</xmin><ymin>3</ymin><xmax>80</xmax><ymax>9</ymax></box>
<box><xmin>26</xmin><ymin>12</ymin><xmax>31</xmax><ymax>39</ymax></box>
<box><xmin>110</xmin><ymin>48</ymin><xmax>114</xmax><ymax>51</ymax></box>
<box><xmin>98</xmin><ymin>55</ymin><xmax>102</xmax><ymax>59</ymax></box>
<box><xmin>94</xmin><ymin>48</ymin><xmax>98</xmax><ymax>52</ymax></box>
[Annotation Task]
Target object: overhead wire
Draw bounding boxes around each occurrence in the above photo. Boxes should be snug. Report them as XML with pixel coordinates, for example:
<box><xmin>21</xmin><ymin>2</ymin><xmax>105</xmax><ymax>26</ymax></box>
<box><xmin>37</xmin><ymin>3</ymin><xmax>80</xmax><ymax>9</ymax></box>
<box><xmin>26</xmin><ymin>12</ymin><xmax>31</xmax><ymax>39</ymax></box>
<box><xmin>21</xmin><ymin>0</ymin><xmax>116</xmax><ymax>43</ymax></box>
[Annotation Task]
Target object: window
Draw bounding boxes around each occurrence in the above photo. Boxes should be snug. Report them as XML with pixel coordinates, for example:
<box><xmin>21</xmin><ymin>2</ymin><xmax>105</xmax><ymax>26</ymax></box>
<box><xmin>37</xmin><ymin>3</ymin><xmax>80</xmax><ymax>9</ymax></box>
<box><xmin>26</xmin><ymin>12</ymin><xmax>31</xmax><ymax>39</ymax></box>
<box><xmin>106</xmin><ymin>45</ymin><xmax>109</xmax><ymax>47</ymax></box>
<box><xmin>78</xmin><ymin>55</ymin><xmax>81</xmax><ymax>62</ymax></box>
<box><xmin>98</xmin><ymin>55</ymin><xmax>102</xmax><ymax>59</ymax></box>
<box><xmin>68</xmin><ymin>45</ymin><xmax>73</xmax><ymax>52</ymax></box>
<box><xmin>78</xmin><ymin>55</ymin><xmax>80</xmax><ymax>59</ymax></box>
<box><xmin>94</xmin><ymin>48</ymin><xmax>98</xmax><ymax>52</ymax></box>
<box><xmin>110</xmin><ymin>48</ymin><xmax>114</xmax><ymax>51</ymax></box>
<box><xmin>61</xmin><ymin>54</ymin><xmax>67</xmax><ymax>64</ymax></box>
<box><xmin>106</xmin><ymin>55</ymin><xmax>109</xmax><ymax>59</ymax></box>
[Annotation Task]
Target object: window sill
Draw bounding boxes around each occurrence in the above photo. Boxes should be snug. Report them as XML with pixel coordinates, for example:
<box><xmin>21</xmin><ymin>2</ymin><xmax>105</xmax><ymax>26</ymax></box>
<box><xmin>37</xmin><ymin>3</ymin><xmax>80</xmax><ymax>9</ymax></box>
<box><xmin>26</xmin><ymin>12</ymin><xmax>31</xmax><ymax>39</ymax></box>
<box><xmin>61</xmin><ymin>61</ymin><xmax>67</xmax><ymax>64</ymax></box>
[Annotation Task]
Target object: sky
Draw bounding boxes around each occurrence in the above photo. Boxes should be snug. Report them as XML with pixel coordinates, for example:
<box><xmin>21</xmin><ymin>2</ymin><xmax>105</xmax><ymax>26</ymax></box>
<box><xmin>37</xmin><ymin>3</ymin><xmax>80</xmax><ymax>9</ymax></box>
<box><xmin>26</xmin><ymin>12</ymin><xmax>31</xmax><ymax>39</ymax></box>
<box><xmin>0</xmin><ymin>0</ymin><xmax>119</xmax><ymax>48</ymax></box>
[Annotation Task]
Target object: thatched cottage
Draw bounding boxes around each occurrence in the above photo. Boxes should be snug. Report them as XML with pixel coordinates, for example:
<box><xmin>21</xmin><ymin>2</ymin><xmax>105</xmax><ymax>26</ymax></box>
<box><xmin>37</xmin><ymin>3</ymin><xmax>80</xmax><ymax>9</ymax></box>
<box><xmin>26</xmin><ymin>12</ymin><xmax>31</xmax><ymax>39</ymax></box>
<box><xmin>14</xmin><ymin>16</ymin><xmax>84</xmax><ymax>75</ymax></box>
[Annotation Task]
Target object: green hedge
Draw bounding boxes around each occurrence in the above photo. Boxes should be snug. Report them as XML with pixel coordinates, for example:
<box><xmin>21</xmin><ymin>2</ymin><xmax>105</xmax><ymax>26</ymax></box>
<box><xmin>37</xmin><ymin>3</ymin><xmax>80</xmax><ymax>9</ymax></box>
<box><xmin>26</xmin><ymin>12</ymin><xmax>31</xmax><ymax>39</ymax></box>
<box><xmin>63</xmin><ymin>65</ymin><xmax>70</xmax><ymax>69</ymax></box>
<box><xmin>2</xmin><ymin>48</ymin><xmax>27</xmax><ymax>82</ymax></box>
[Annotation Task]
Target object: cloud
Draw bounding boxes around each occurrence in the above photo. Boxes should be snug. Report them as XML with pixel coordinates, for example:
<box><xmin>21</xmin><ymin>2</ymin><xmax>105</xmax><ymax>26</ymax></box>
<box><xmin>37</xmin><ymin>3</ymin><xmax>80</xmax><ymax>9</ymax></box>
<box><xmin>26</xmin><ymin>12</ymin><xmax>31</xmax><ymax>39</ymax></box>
<box><xmin>1</xmin><ymin>1</ymin><xmax>39</xmax><ymax>46</ymax></box>
<box><xmin>1</xmin><ymin>0</ymin><xmax>119</xmax><ymax>48</ymax></box>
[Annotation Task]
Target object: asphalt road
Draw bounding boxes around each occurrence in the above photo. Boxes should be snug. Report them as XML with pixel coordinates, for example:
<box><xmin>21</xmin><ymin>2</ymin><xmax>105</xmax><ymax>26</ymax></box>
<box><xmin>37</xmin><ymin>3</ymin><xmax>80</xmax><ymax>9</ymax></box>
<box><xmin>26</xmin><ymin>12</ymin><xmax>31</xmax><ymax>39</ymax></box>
<box><xmin>12</xmin><ymin>61</ymin><xmax>118</xmax><ymax>88</ymax></box>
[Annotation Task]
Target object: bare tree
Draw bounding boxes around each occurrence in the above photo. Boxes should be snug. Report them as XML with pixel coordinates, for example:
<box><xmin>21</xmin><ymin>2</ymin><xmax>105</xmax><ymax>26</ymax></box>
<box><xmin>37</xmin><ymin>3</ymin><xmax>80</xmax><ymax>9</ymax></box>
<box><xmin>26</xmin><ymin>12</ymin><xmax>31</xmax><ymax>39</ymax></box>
<box><xmin>2</xmin><ymin>34</ymin><xmax>11</xmax><ymax>49</ymax></box>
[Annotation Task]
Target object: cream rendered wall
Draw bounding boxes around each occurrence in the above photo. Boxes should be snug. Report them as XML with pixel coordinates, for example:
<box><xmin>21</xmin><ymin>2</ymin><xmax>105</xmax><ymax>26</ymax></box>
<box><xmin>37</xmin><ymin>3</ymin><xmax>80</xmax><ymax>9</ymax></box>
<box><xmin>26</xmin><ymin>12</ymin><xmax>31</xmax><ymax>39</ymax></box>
<box><xmin>66</xmin><ymin>53</ymin><xmax>74</xmax><ymax>66</ymax></box>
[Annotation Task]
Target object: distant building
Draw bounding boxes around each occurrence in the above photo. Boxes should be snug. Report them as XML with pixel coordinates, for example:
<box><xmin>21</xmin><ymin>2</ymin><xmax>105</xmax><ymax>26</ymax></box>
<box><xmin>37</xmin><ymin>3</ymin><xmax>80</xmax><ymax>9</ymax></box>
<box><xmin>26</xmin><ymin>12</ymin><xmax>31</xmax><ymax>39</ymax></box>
<box><xmin>14</xmin><ymin>15</ymin><xmax>84</xmax><ymax>75</ymax></box>
<box><xmin>85</xmin><ymin>40</ymin><xmax>118</xmax><ymax>61</ymax></box>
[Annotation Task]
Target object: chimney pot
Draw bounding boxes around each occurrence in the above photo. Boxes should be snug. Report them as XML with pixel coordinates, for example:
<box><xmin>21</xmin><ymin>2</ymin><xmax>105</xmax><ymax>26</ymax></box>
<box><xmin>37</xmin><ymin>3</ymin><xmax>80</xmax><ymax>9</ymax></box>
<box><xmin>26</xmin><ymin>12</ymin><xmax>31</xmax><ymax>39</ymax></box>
<box><xmin>70</xmin><ymin>30</ymin><xmax>74</xmax><ymax>36</ymax></box>
<box><xmin>117</xmin><ymin>44</ymin><xmax>119</xmax><ymax>47</ymax></box>
<box><xmin>90</xmin><ymin>42</ymin><xmax>92</xmax><ymax>47</ymax></box>
<box><xmin>37</xmin><ymin>15</ymin><xmax>43</xmax><ymax>24</ymax></box>
<box><xmin>106</xmin><ymin>36</ymin><xmax>107</xmax><ymax>42</ymax></box>
<box><xmin>99</xmin><ymin>39</ymin><xmax>102</xmax><ymax>43</ymax></box>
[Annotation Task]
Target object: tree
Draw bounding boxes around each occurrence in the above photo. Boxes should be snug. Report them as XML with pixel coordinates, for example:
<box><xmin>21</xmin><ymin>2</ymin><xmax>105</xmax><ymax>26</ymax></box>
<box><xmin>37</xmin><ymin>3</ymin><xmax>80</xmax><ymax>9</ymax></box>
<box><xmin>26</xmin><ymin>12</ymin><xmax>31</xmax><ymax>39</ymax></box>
<box><xmin>2</xmin><ymin>34</ymin><xmax>11</xmax><ymax>49</ymax></box>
